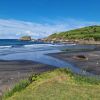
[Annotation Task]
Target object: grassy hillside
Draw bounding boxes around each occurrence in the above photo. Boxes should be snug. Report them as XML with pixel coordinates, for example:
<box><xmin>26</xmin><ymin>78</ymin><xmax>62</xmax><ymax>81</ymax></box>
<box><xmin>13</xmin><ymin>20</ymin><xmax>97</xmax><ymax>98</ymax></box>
<box><xmin>47</xmin><ymin>25</ymin><xmax>100</xmax><ymax>41</ymax></box>
<box><xmin>3</xmin><ymin>68</ymin><xmax>100</xmax><ymax>100</ymax></box>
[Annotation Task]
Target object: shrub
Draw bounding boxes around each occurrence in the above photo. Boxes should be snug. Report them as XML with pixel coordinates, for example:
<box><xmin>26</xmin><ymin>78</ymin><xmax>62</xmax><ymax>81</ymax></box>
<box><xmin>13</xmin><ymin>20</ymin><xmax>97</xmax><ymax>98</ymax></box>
<box><xmin>4</xmin><ymin>79</ymin><xmax>30</xmax><ymax>98</ymax></box>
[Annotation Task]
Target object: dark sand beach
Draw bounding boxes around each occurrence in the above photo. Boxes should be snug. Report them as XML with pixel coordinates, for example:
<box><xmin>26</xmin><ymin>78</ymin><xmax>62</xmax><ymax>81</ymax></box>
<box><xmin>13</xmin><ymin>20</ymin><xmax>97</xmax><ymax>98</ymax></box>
<box><xmin>0</xmin><ymin>60</ymin><xmax>56</xmax><ymax>95</ymax></box>
<box><xmin>0</xmin><ymin>44</ymin><xmax>100</xmax><ymax>97</ymax></box>
<box><xmin>48</xmin><ymin>50</ymin><xmax>100</xmax><ymax>75</ymax></box>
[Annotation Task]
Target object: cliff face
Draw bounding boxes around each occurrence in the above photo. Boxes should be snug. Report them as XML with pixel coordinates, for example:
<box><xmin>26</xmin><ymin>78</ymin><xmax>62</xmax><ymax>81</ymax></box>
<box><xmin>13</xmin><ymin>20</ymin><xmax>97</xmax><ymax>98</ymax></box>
<box><xmin>20</xmin><ymin>36</ymin><xmax>32</xmax><ymax>41</ymax></box>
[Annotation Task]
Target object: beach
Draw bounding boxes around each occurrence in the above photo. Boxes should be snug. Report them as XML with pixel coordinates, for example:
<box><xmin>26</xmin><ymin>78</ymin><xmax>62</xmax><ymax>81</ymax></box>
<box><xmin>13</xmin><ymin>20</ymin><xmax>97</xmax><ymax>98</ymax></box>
<box><xmin>0</xmin><ymin>60</ymin><xmax>56</xmax><ymax>95</ymax></box>
<box><xmin>48</xmin><ymin>49</ymin><xmax>100</xmax><ymax>75</ymax></box>
<box><xmin>0</xmin><ymin>40</ymin><xmax>100</xmax><ymax>97</ymax></box>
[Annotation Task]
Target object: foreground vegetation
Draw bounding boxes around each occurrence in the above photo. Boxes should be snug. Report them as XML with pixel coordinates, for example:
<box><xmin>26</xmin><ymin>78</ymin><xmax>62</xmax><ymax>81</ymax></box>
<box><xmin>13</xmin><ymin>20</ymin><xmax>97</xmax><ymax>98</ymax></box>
<box><xmin>3</xmin><ymin>68</ymin><xmax>100</xmax><ymax>100</ymax></box>
<box><xmin>47</xmin><ymin>25</ymin><xmax>100</xmax><ymax>41</ymax></box>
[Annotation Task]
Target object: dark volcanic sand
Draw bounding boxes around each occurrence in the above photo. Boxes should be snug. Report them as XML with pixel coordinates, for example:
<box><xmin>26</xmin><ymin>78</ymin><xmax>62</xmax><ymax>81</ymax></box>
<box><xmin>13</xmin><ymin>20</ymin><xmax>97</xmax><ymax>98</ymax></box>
<box><xmin>48</xmin><ymin>51</ymin><xmax>100</xmax><ymax>75</ymax></box>
<box><xmin>0</xmin><ymin>60</ymin><xmax>56</xmax><ymax>96</ymax></box>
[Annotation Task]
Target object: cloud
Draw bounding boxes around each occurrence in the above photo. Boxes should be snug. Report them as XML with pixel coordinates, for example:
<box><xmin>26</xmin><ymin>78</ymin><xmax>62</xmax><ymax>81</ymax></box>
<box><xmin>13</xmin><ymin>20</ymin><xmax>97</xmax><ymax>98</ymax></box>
<box><xmin>0</xmin><ymin>18</ymin><xmax>99</xmax><ymax>39</ymax></box>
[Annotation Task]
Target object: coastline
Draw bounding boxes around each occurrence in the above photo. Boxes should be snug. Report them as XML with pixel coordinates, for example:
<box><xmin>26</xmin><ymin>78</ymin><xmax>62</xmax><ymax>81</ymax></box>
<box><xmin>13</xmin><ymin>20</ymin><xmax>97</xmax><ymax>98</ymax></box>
<box><xmin>45</xmin><ymin>40</ymin><xmax>100</xmax><ymax>45</ymax></box>
<box><xmin>48</xmin><ymin>50</ymin><xmax>100</xmax><ymax>75</ymax></box>
<box><xmin>0</xmin><ymin>60</ymin><xmax>57</xmax><ymax>95</ymax></box>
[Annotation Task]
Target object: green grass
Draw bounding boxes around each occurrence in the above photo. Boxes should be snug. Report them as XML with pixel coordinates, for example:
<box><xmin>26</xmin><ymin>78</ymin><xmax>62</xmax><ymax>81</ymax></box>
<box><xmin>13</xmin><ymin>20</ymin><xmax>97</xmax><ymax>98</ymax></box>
<box><xmin>47</xmin><ymin>25</ymin><xmax>100</xmax><ymax>41</ymax></box>
<box><xmin>3</xmin><ymin>68</ymin><xmax>100</xmax><ymax>100</ymax></box>
<box><xmin>3</xmin><ymin>79</ymin><xmax>30</xmax><ymax>98</ymax></box>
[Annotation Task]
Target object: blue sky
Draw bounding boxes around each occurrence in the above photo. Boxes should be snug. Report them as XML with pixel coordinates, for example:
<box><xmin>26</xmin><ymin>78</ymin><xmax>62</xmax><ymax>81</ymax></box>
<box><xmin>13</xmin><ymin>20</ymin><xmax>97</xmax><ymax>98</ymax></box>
<box><xmin>0</xmin><ymin>0</ymin><xmax>100</xmax><ymax>39</ymax></box>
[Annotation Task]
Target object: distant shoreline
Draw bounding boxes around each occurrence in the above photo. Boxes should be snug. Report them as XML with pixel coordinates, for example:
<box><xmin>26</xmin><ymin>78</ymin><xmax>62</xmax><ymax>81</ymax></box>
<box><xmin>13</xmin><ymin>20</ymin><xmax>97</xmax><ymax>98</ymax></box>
<box><xmin>44</xmin><ymin>40</ymin><xmax>100</xmax><ymax>45</ymax></box>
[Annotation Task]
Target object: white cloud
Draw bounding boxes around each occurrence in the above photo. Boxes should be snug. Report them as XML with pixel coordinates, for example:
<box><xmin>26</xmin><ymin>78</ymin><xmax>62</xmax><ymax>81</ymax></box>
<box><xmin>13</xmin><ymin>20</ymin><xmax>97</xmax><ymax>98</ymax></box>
<box><xmin>0</xmin><ymin>18</ymin><xmax>99</xmax><ymax>39</ymax></box>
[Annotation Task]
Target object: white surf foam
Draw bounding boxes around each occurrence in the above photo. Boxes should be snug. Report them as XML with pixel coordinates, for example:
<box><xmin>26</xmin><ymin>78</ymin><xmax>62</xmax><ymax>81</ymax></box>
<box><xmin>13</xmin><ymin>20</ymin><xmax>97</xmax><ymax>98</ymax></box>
<box><xmin>0</xmin><ymin>45</ymin><xmax>12</xmax><ymax>48</ymax></box>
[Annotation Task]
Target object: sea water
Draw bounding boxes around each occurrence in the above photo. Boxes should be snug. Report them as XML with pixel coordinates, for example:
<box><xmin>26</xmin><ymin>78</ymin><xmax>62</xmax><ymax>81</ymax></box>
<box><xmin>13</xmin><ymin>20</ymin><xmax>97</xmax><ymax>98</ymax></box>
<box><xmin>0</xmin><ymin>39</ymin><xmax>97</xmax><ymax>75</ymax></box>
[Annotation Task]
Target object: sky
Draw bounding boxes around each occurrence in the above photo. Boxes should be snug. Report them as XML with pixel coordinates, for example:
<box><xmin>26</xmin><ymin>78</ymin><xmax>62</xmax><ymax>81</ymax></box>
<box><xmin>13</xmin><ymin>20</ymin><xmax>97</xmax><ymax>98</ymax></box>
<box><xmin>0</xmin><ymin>0</ymin><xmax>100</xmax><ymax>39</ymax></box>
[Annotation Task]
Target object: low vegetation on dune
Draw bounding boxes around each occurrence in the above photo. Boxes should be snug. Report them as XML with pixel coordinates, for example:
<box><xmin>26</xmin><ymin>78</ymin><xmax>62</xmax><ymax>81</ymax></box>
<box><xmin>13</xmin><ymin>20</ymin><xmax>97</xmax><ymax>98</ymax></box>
<box><xmin>47</xmin><ymin>25</ymin><xmax>100</xmax><ymax>41</ymax></box>
<box><xmin>3</xmin><ymin>68</ymin><xmax>100</xmax><ymax>100</ymax></box>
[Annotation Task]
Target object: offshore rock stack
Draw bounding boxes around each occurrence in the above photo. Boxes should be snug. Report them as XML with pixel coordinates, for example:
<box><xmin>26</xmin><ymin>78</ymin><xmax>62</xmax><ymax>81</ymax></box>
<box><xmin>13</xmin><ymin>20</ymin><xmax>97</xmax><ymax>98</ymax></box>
<box><xmin>20</xmin><ymin>36</ymin><xmax>32</xmax><ymax>41</ymax></box>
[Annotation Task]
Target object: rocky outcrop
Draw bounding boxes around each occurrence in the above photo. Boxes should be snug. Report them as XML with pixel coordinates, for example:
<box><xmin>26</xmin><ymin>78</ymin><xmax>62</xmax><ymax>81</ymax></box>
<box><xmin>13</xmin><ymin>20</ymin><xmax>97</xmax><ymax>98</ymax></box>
<box><xmin>20</xmin><ymin>36</ymin><xmax>32</xmax><ymax>41</ymax></box>
<box><xmin>73</xmin><ymin>55</ymin><xmax>88</xmax><ymax>60</ymax></box>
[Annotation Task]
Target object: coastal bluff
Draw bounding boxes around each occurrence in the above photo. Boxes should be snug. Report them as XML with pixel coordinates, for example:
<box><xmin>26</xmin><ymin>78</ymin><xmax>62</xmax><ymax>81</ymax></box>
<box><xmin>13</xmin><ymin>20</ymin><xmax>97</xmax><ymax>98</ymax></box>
<box><xmin>46</xmin><ymin>25</ymin><xmax>100</xmax><ymax>44</ymax></box>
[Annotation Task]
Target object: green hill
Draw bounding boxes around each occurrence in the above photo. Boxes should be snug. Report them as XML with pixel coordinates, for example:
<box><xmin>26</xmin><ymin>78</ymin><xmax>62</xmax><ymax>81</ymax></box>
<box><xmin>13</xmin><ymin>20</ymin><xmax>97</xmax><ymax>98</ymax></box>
<box><xmin>47</xmin><ymin>25</ymin><xmax>100</xmax><ymax>42</ymax></box>
<box><xmin>3</xmin><ymin>68</ymin><xmax>100</xmax><ymax>100</ymax></box>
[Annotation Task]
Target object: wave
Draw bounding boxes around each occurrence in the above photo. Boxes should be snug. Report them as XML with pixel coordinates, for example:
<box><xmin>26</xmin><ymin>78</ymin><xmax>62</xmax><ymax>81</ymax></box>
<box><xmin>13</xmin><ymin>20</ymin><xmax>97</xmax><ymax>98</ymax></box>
<box><xmin>23</xmin><ymin>44</ymin><xmax>61</xmax><ymax>48</ymax></box>
<box><xmin>66</xmin><ymin>43</ymin><xmax>76</xmax><ymax>46</ymax></box>
<box><xmin>0</xmin><ymin>45</ymin><xmax>12</xmax><ymax>48</ymax></box>
<box><xmin>24</xmin><ymin>43</ymin><xmax>76</xmax><ymax>48</ymax></box>
<box><xmin>0</xmin><ymin>43</ymin><xmax>76</xmax><ymax>49</ymax></box>
<box><xmin>24</xmin><ymin>44</ymin><xmax>35</xmax><ymax>47</ymax></box>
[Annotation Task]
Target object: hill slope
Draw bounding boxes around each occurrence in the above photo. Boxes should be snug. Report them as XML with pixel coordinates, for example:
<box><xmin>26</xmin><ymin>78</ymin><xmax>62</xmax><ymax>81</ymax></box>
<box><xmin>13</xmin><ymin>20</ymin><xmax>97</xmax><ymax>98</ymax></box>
<box><xmin>3</xmin><ymin>69</ymin><xmax>100</xmax><ymax>100</ymax></box>
<box><xmin>47</xmin><ymin>25</ymin><xmax>100</xmax><ymax>42</ymax></box>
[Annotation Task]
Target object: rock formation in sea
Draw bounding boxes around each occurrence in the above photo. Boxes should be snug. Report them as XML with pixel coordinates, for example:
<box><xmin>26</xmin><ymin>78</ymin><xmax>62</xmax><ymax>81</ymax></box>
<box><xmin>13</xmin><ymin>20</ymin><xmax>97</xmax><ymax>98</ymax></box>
<box><xmin>20</xmin><ymin>36</ymin><xmax>32</xmax><ymax>41</ymax></box>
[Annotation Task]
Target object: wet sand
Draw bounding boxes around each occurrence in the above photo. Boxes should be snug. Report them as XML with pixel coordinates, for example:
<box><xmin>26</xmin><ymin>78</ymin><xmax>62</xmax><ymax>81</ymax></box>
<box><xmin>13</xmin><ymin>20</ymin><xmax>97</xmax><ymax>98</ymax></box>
<box><xmin>48</xmin><ymin>50</ymin><xmax>100</xmax><ymax>75</ymax></box>
<box><xmin>0</xmin><ymin>60</ymin><xmax>56</xmax><ymax>95</ymax></box>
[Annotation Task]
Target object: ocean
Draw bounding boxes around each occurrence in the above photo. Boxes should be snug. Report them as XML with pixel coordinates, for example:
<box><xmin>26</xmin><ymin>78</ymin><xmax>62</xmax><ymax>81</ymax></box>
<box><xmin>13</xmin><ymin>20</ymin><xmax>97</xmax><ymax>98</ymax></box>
<box><xmin>0</xmin><ymin>39</ymin><xmax>96</xmax><ymax>75</ymax></box>
<box><xmin>0</xmin><ymin>39</ymin><xmax>45</xmax><ymax>47</ymax></box>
